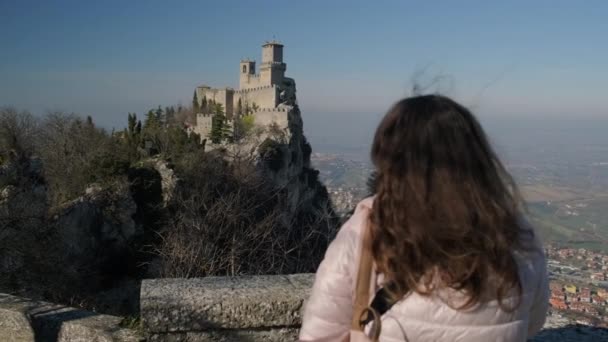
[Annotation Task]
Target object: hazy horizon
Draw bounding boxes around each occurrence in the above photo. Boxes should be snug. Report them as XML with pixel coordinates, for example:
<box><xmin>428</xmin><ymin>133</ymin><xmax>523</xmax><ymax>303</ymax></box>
<box><xmin>305</xmin><ymin>111</ymin><xmax>608</xmax><ymax>163</ymax></box>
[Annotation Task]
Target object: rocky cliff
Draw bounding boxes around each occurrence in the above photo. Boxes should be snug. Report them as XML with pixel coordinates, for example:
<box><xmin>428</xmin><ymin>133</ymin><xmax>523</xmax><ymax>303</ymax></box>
<box><xmin>0</xmin><ymin>157</ymin><xmax>47</xmax><ymax>287</ymax></box>
<box><xmin>257</xmin><ymin>104</ymin><xmax>331</xmax><ymax>221</ymax></box>
<box><xmin>0</xmin><ymin>156</ymin><xmax>147</xmax><ymax>314</ymax></box>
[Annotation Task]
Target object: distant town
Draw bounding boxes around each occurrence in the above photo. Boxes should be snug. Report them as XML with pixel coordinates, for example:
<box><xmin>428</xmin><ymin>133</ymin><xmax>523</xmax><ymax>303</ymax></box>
<box><xmin>546</xmin><ymin>245</ymin><xmax>608</xmax><ymax>327</ymax></box>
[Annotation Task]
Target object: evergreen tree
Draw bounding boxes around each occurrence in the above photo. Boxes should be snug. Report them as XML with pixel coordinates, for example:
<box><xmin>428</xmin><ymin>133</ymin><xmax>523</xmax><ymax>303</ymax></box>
<box><xmin>236</xmin><ymin>98</ymin><xmax>243</xmax><ymax>116</ymax></box>
<box><xmin>210</xmin><ymin>114</ymin><xmax>224</xmax><ymax>144</ymax></box>
<box><xmin>222</xmin><ymin>118</ymin><xmax>233</xmax><ymax>142</ymax></box>
<box><xmin>193</xmin><ymin>90</ymin><xmax>199</xmax><ymax>112</ymax></box>
<box><xmin>188</xmin><ymin>131</ymin><xmax>201</xmax><ymax>146</ymax></box>
<box><xmin>201</xmin><ymin>96</ymin><xmax>208</xmax><ymax>113</ymax></box>
<box><xmin>155</xmin><ymin>105</ymin><xmax>164</xmax><ymax>126</ymax></box>
<box><xmin>135</xmin><ymin>120</ymin><xmax>142</xmax><ymax>135</ymax></box>
<box><xmin>164</xmin><ymin>106</ymin><xmax>173</xmax><ymax>124</ymax></box>
<box><xmin>210</xmin><ymin>103</ymin><xmax>226</xmax><ymax>144</ymax></box>
<box><xmin>166</xmin><ymin>126</ymin><xmax>189</xmax><ymax>155</ymax></box>
<box><xmin>144</xmin><ymin>109</ymin><xmax>160</xmax><ymax>130</ymax></box>
<box><xmin>127</xmin><ymin>113</ymin><xmax>137</xmax><ymax>135</ymax></box>
<box><xmin>123</xmin><ymin>113</ymin><xmax>142</xmax><ymax>161</ymax></box>
<box><xmin>213</xmin><ymin>102</ymin><xmax>224</xmax><ymax>116</ymax></box>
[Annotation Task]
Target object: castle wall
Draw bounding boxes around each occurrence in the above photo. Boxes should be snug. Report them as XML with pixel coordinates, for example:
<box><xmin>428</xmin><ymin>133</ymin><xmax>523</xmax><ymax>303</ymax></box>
<box><xmin>192</xmin><ymin>114</ymin><xmax>213</xmax><ymax>140</ymax></box>
<box><xmin>196</xmin><ymin>87</ymin><xmax>234</xmax><ymax>117</ymax></box>
<box><xmin>234</xmin><ymin>85</ymin><xmax>278</xmax><ymax>110</ymax></box>
<box><xmin>240</xmin><ymin>73</ymin><xmax>263</xmax><ymax>90</ymax></box>
<box><xmin>253</xmin><ymin>107</ymin><xmax>289</xmax><ymax>129</ymax></box>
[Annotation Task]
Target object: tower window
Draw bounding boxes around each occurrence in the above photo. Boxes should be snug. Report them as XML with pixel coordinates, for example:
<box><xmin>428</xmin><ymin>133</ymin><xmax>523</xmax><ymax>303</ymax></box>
<box><xmin>242</xmin><ymin>65</ymin><xmax>247</xmax><ymax>73</ymax></box>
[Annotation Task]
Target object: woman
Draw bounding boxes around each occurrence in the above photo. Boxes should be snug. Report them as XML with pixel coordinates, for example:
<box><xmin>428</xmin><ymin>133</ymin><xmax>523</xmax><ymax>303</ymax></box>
<box><xmin>299</xmin><ymin>95</ymin><xmax>549</xmax><ymax>341</ymax></box>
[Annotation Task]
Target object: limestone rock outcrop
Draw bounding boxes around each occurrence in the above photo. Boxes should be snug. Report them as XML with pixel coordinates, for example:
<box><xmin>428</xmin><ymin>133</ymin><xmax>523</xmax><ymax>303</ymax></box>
<box><xmin>53</xmin><ymin>182</ymin><xmax>140</xmax><ymax>273</ymax></box>
<box><xmin>0</xmin><ymin>156</ymin><xmax>143</xmax><ymax>313</ymax></box>
<box><xmin>257</xmin><ymin>104</ymin><xmax>332</xmax><ymax>222</ymax></box>
<box><xmin>152</xmin><ymin>159</ymin><xmax>179</xmax><ymax>205</ymax></box>
<box><xmin>0</xmin><ymin>157</ymin><xmax>48</xmax><ymax>289</ymax></box>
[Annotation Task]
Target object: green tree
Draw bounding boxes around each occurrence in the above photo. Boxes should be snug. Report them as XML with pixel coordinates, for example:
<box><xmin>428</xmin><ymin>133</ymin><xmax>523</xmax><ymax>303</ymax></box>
<box><xmin>165</xmin><ymin>106</ymin><xmax>175</xmax><ymax>124</ymax></box>
<box><xmin>245</xmin><ymin>103</ymin><xmax>251</xmax><ymax>115</ymax></box>
<box><xmin>155</xmin><ymin>106</ymin><xmax>164</xmax><ymax>126</ymax></box>
<box><xmin>193</xmin><ymin>90</ymin><xmax>199</xmax><ymax>112</ymax></box>
<box><xmin>201</xmin><ymin>96</ymin><xmax>208</xmax><ymax>113</ymax></box>
<box><xmin>135</xmin><ymin>120</ymin><xmax>142</xmax><ymax>135</ymax></box>
<box><xmin>222</xmin><ymin>118</ymin><xmax>233</xmax><ymax>143</ymax></box>
<box><xmin>213</xmin><ymin>102</ymin><xmax>223</xmax><ymax>116</ymax></box>
<box><xmin>127</xmin><ymin>113</ymin><xmax>141</xmax><ymax>142</ymax></box>
<box><xmin>123</xmin><ymin>113</ymin><xmax>143</xmax><ymax>161</ymax></box>
<box><xmin>235</xmin><ymin>114</ymin><xmax>255</xmax><ymax>141</ymax></box>
<box><xmin>241</xmin><ymin>115</ymin><xmax>254</xmax><ymax>133</ymax></box>
<box><xmin>210</xmin><ymin>115</ymin><xmax>223</xmax><ymax>144</ymax></box>
<box><xmin>144</xmin><ymin>109</ymin><xmax>160</xmax><ymax>130</ymax></box>
<box><xmin>142</xmin><ymin>109</ymin><xmax>163</xmax><ymax>155</ymax></box>
<box><xmin>210</xmin><ymin>103</ymin><xmax>227</xmax><ymax>144</ymax></box>
<box><xmin>127</xmin><ymin>113</ymin><xmax>137</xmax><ymax>134</ymax></box>
<box><xmin>165</xmin><ymin>126</ymin><xmax>189</xmax><ymax>155</ymax></box>
<box><xmin>236</xmin><ymin>98</ymin><xmax>243</xmax><ymax>116</ymax></box>
<box><xmin>188</xmin><ymin>131</ymin><xmax>202</xmax><ymax>147</ymax></box>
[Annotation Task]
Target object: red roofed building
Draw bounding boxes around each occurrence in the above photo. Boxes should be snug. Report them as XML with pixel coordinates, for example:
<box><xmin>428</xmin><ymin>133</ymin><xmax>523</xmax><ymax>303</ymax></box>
<box><xmin>550</xmin><ymin>298</ymin><xmax>568</xmax><ymax>310</ymax></box>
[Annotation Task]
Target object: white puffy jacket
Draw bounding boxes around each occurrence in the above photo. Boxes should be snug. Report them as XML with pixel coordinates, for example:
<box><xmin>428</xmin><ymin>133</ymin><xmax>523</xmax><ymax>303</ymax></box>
<box><xmin>300</xmin><ymin>198</ymin><xmax>549</xmax><ymax>341</ymax></box>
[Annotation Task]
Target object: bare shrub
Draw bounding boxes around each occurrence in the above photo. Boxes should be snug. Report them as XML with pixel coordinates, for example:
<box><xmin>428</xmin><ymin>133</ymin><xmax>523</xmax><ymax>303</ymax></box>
<box><xmin>38</xmin><ymin>112</ymin><xmax>120</xmax><ymax>204</ymax></box>
<box><xmin>0</xmin><ymin>107</ymin><xmax>39</xmax><ymax>163</ymax></box>
<box><xmin>153</xmin><ymin>152</ymin><xmax>337</xmax><ymax>278</ymax></box>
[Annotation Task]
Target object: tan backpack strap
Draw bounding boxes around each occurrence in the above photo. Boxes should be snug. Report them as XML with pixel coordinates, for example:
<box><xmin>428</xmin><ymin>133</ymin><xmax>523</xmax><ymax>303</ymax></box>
<box><xmin>351</xmin><ymin>221</ymin><xmax>374</xmax><ymax>331</ymax></box>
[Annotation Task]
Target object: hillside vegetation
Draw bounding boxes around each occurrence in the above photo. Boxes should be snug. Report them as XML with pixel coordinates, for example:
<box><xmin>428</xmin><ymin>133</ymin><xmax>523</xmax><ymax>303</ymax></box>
<box><xmin>0</xmin><ymin>106</ymin><xmax>338</xmax><ymax>315</ymax></box>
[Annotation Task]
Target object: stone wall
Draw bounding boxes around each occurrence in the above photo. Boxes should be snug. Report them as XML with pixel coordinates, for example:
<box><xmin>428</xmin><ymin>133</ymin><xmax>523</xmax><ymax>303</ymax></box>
<box><xmin>234</xmin><ymin>85</ymin><xmax>278</xmax><ymax>110</ymax></box>
<box><xmin>140</xmin><ymin>274</ymin><xmax>312</xmax><ymax>341</ymax></box>
<box><xmin>239</xmin><ymin>72</ymin><xmax>262</xmax><ymax>90</ymax></box>
<box><xmin>3</xmin><ymin>275</ymin><xmax>608</xmax><ymax>341</ymax></box>
<box><xmin>253</xmin><ymin>107</ymin><xmax>289</xmax><ymax>129</ymax></box>
<box><xmin>140</xmin><ymin>274</ymin><xmax>608</xmax><ymax>342</ymax></box>
<box><xmin>192</xmin><ymin>114</ymin><xmax>213</xmax><ymax>140</ymax></box>
<box><xmin>0</xmin><ymin>293</ymin><xmax>142</xmax><ymax>342</ymax></box>
<box><xmin>196</xmin><ymin>87</ymin><xmax>235</xmax><ymax>117</ymax></box>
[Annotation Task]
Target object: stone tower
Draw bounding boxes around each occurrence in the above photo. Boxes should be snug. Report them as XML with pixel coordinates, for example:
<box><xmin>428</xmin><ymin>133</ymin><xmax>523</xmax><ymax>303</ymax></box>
<box><xmin>260</xmin><ymin>41</ymin><xmax>286</xmax><ymax>86</ymax></box>
<box><xmin>239</xmin><ymin>59</ymin><xmax>256</xmax><ymax>90</ymax></box>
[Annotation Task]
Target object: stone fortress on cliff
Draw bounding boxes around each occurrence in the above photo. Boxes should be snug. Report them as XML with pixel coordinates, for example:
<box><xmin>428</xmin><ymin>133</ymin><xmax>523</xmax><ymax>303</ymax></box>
<box><xmin>191</xmin><ymin>41</ymin><xmax>297</xmax><ymax>140</ymax></box>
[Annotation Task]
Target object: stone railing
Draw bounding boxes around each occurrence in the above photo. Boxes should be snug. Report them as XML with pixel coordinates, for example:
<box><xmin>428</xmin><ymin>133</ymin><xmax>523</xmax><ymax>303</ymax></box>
<box><xmin>3</xmin><ymin>274</ymin><xmax>608</xmax><ymax>341</ymax></box>
<box><xmin>140</xmin><ymin>274</ymin><xmax>312</xmax><ymax>341</ymax></box>
<box><xmin>0</xmin><ymin>293</ymin><xmax>142</xmax><ymax>341</ymax></box>
<box><xmin>140</xmin><ymin>273</ymin><xmax>608</xmax><ymax>342</ymax></box>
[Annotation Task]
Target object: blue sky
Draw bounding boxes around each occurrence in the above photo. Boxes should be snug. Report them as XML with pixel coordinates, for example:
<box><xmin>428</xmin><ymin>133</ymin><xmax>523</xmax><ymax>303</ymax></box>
<box><xmin>1</xmin><ymin>0</ymin><xmax>607</xmax><ymax>130</ymax></box>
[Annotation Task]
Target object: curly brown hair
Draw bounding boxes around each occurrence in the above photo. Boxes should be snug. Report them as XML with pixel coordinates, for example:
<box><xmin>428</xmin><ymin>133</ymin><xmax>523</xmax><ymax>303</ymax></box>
<box><xmin>370</xmin><ymin>95</ymin><xmax>535</xmax><ymax>311</ymax></box>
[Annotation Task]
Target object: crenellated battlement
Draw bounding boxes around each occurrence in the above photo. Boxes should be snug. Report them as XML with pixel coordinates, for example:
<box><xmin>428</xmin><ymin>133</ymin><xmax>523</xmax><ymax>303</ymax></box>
<box><xmin>235</xmin><ymin>84</ymin><xmax>275</xmax><ymax>93</ymax></box>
